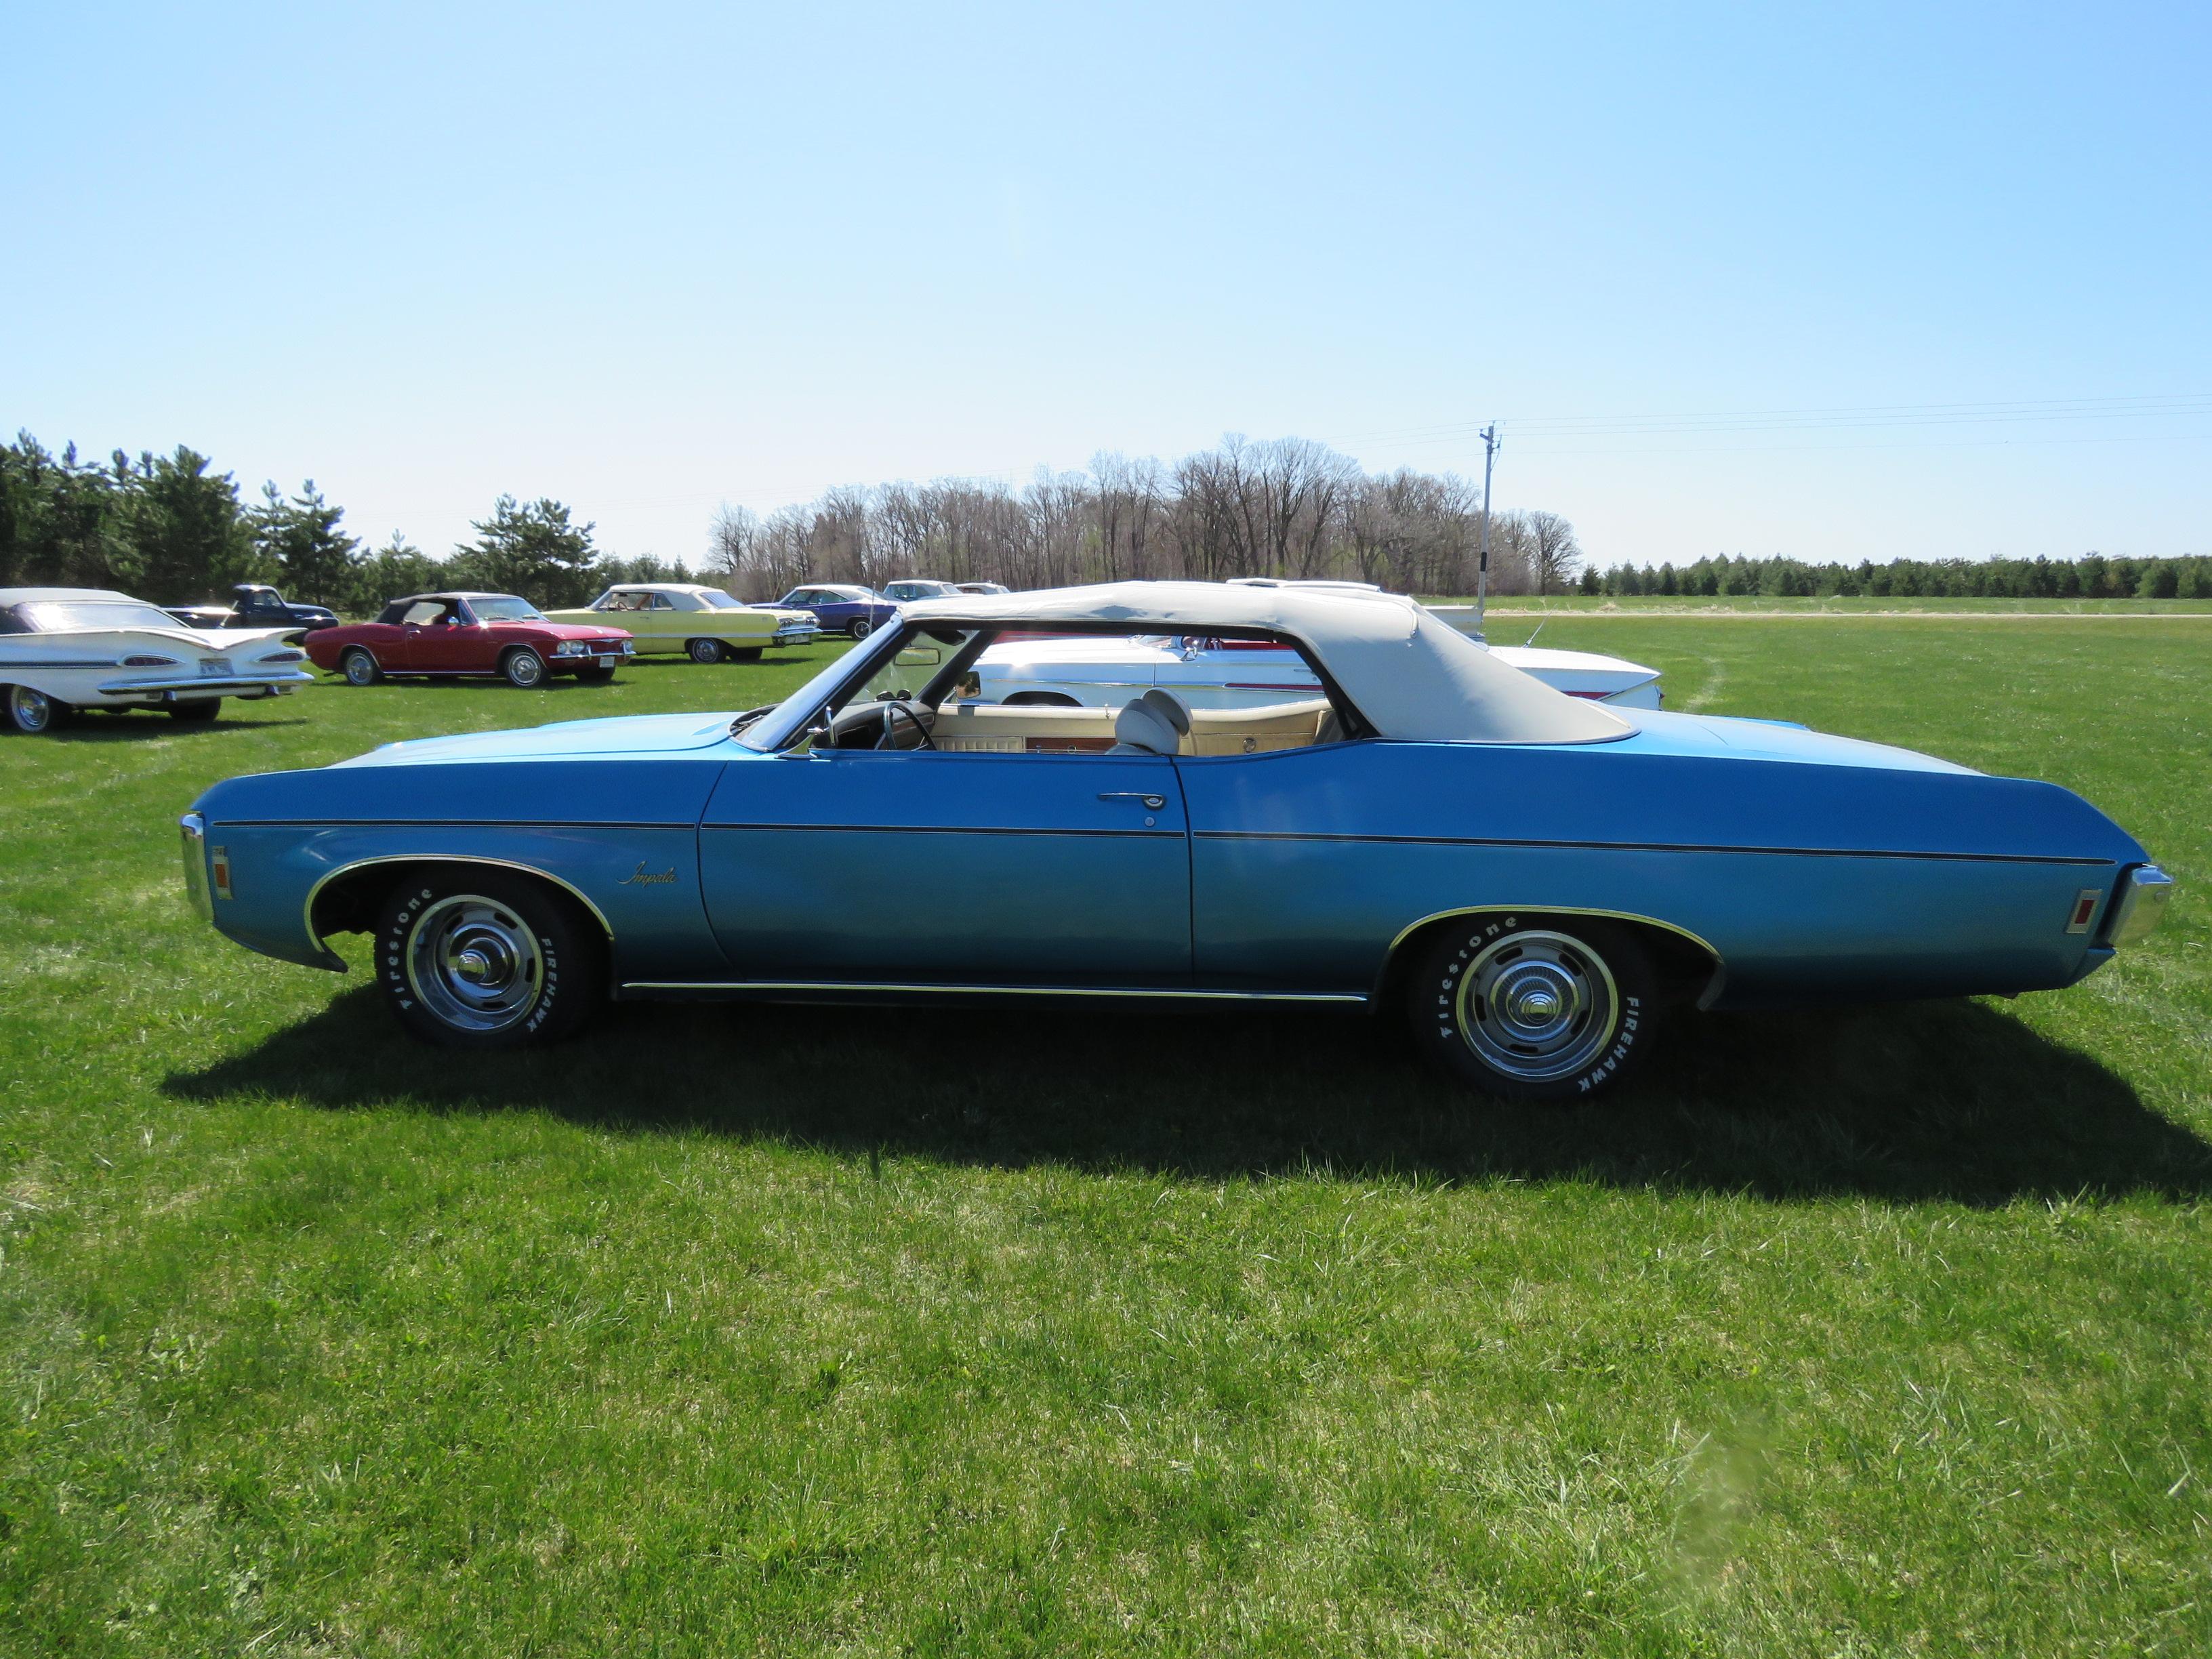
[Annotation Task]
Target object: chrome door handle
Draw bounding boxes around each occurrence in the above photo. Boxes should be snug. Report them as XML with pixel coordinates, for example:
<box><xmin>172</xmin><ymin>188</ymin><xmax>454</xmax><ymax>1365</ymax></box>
<box><xmin>1098</xmin><ymin>792</ymin><xmax>1166</xmax><ymax>810</ymax></box>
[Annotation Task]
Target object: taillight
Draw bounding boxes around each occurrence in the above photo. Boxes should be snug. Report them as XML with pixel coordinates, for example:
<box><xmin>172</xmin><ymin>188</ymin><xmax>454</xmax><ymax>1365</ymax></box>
<box><xmin>121</xmin><ymin>654</ymin><xmax>179</xmax><ymax>668</ymax></box>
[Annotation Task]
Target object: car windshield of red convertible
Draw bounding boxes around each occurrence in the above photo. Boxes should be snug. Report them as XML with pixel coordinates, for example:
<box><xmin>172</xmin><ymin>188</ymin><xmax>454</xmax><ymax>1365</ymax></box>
<box><xmin>469</xmin><ymin>596</ymin><xmax>546</xmax><ymax>622</ymax></box>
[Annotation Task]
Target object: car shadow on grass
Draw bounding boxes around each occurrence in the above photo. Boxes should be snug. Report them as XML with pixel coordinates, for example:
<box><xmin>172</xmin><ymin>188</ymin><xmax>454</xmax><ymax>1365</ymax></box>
<box><xmin>164</xmin><ymin>986</ymin><xmax>2212</xmax><ymax>1204</ymax></box>
<box><xmin>45</xmin><ymin>713</ymin><xmax>314</xmax><ymax>741</ymax></box>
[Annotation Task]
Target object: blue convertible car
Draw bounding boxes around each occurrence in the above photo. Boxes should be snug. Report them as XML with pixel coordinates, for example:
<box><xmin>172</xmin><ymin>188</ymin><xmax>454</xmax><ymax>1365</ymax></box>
<box><xmin>178</xmin><ymin>583</ymin><xmax>2173</xmax><ymax>1100</ymax></box>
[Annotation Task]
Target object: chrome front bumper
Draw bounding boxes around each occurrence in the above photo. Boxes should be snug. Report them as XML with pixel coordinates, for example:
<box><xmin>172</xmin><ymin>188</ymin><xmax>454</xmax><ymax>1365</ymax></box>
<box><xmin>179</xmin><ymin>813</ymin><xmax>212</xmax><ymax>922</ymax></box>
<box><xmin>2104</xmin><ymin>864</ymin><xmax>2175</xmax><ymax>949</ymax></box>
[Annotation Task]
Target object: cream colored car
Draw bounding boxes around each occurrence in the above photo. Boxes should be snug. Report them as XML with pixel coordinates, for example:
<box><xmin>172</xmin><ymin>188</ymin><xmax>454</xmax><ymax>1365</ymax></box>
<box><xmin>544</xmin><ymin>584</ymin><xmax>821</xmax><ymax>663</ymax></box>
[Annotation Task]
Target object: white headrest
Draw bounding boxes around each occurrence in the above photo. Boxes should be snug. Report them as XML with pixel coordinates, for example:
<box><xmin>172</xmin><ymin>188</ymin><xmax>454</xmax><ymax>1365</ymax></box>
<box><xmin>1113</xmin><ymin>697</ymin><xmax>1183</xmax><ymax>756</ymax></box>
<box><xmin>1138</xmin><ymin>687</ymin><xmax>1193</xmax><ymax>734</ymax></box>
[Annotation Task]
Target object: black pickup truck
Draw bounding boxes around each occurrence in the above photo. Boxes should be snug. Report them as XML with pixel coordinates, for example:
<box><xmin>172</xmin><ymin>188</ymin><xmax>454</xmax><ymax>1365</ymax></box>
<box><xmin>164</xmin><ymin>584</ymin><xmax>341</xmax><ymax>639</ymax></box>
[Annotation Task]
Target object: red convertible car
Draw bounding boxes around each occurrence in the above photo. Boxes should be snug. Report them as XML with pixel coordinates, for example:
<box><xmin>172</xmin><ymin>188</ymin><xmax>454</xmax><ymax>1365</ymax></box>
<box><xmin>304</xmin><ymin>593</ymin><xmax>636</xmax><ymax>688</ymax></box>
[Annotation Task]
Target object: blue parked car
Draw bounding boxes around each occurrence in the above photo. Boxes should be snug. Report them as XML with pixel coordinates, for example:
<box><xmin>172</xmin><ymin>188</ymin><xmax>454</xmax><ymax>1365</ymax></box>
<box><xmin>773</xmin><ymin>583</ymin><xmax>898</xmax><ymax>638</ymax></box>
<box><xmin>177</xmin><ymin>583</ymin><xmax>2172</xmax><ymax>1101</ymax></box>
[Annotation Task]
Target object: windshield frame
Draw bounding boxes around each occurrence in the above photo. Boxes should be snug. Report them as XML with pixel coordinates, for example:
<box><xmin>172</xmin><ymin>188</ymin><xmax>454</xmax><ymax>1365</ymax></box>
<box><xmin>735</xmin><ymin>623</ymin><xmax>975</xmax><ymax>751</ymax></box>
<box><xmin>468</xmin><ymin>595</ymin><xmax>548</xmax><ymax>623</ymax></box>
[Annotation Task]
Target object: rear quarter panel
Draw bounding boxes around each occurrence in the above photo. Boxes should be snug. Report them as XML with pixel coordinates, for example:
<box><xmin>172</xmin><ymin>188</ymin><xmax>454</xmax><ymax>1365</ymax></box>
<box><xmin>1178</xmin><ymin>740</ymin><xmax>2146</xmax><ymax>1004</ymax></box>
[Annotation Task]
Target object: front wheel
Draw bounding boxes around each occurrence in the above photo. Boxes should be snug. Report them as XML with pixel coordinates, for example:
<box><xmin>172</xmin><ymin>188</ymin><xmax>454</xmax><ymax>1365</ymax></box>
<box><xmin>1409</xmin><ymin>915</ymin><xmax>1660</xmax><ymax>1102</ymax></box>
<box><xmin>501</xmin><ymin>648</ymin><xmax>548</xmax><ymax>689</ymax></box>
<box><xmin>687</xmin><ymin>637</ymin><xmax>726</xmax><ymax>664</ymax></box>
<box><xmin>3</xmin><ymin>684</ymin><xmax>65</xmax><ymax>734</ymax></box>
<box><xmin>375</xmin><ymin>869</ymin><xmax>602</xmax><ymax>1048</ymax></box>
<box><xmin>339</xmin><ymin>647</ymin><xmax>381</xmax><ymax>687</ymax></box>
<box><xmin>167</xmin><ymin>699</ymin><xmax>222</xmax><ymax>722</ymax></box>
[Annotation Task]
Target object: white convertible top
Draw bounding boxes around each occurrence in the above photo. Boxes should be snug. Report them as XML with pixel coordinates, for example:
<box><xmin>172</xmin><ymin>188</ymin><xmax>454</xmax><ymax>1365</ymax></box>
<box><xmin>0</xmin><ymin>587</ymin><xmax>140</xmax><ymax>605</ymax></box>
<box><xmin>903</xmin><ymin>581</ymin><xmax>1631</xmax><ymax>745</ymax></box>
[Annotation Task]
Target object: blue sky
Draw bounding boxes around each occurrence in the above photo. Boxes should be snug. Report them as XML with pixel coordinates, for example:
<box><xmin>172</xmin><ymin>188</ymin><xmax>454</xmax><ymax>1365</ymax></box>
<box><xmin>5</xmin><ymin>1</ymin><xmax>2206</xmax><ymax>569</ymax></box>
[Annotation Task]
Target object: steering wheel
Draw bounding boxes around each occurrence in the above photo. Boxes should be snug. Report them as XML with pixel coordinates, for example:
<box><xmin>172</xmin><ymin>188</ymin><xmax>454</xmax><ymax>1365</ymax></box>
<box><xmin>874</xmin><ymin>699</ymin><xmax>937</xmax><ymax>751</ymax></box>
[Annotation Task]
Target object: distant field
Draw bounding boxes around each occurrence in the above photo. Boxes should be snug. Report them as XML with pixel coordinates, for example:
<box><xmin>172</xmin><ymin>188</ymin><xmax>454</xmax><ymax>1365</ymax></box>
<box><xmin>1441</xmin><ymin>593</ymin><xmax>2212</xmax><ymax>615</ymax></box>
<box><xmin>3</xmin><ymin>621</ymin><xmax>2208</xmax><ymax>1656</ymax></box>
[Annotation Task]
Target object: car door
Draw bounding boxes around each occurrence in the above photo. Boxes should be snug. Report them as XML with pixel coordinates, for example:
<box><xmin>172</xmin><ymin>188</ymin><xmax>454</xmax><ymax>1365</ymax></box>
<box><xmin>411</xmin><ymin>600</ymin><xmax>487</xmax><ymax>673</ymax></box>
<box><xmin>1177</xmin><ymin>739</ymin><xmax>1433</xmax><ymax>994</ymax></box>
<box><xmin>699</xmin><ymin>748</ymin><xmax>1192</xmax><ymax>984</ymax></box>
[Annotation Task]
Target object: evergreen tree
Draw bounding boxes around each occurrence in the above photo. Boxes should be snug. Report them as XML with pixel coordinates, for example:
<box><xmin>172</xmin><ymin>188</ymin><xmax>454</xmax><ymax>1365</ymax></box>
<box><xmin>354</xmin><ymin>532</ymin><xmax>445</xmax><ymax>614</ymax></box>
<box><xmin>452</xmin><ymin>495</ymin><xmax>602</xmax><ymax>607</ymax></box>
<box><xmin>121</xmin><ymin>447</ymin><xmax>257</xmax><ymax>602</ymax></box>
<box><xmin>251</xmin><ymin>479</ymin><xmax>361</xmax><ymax>607</ymax></box>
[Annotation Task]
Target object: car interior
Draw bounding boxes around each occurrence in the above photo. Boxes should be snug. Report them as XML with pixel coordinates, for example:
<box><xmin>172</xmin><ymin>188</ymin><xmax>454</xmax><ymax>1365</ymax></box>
<box><xmin>809</xmin><ymin>625</ymin><xmax>1361</xmax><ymax>757</ymax></box>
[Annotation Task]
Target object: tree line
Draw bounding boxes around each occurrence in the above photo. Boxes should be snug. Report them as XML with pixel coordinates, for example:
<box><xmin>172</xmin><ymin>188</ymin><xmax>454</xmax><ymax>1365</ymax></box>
<box><xmin>9</xmin><ymin>427</ymin><xmax>2205</xmax><ymax>616</ymax></box>
<box><xmin>709</xmin><ymin>436</ymin><xmax>1581</xmax><ymax>600</ymax></box>
<box><xmin>0</xmin><ymin>432</ymin><xmax>688</xmax><ymax>615</ymax></box>
<box><xmin>1582</xmin><ymin>551</ymin><xmax>2212</xmax><ymax>600</ymax></box>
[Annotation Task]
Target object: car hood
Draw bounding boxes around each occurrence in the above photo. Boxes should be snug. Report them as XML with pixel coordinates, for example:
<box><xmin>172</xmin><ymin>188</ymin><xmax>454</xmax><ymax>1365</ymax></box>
<box><xmin>529</xmin><ymin>621</ymin><xmax>634</xmax><ymax>640</ymax></box>
<box><xmin>331</xmin><ymin>712</ymin><xmax>737</xmax><ymax>767</ymax></box>
<box><xmin>1612</xmin><ymin>708</ymin><xmax>1979</xmax><ymax>774</ymax></box>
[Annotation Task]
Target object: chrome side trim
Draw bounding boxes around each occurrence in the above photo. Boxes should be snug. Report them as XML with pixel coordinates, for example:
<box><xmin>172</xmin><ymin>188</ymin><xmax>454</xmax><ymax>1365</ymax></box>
<box><xmin>301</xmin><ymin>853</ymin><xmax>618</xmax><ymax>972</ymax></box>
<box><xmin>1379</xmin><ymin>904</ymin><xmax>1729</xmax><ymax>1010</ymax></box>
<box><xmin>621</xmin><ymin>979</ymin><xmax>1369</xmax><ymax>1004</ymax></box>
<box><xmin>96</xmin><ymin>670</ymin><xmax>315</xmax><ymax>694</ymax></box>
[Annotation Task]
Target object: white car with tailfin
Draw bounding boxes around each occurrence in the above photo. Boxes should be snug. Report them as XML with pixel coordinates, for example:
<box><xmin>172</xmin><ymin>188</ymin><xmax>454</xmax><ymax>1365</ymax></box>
<box><xmin>0</xmin><ymin>587</ymin><xmax>314</xmax><ymax>734</ymax></box>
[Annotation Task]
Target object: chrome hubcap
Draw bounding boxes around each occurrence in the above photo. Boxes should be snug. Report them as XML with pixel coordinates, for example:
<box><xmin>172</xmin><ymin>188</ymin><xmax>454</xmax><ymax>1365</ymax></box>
<box><xmin>11</xmin><ymin>687</ymin><xmax>51</xmax><ymax>731</ymax></box>
<box><xmin>1456</xmin><ymin>929</ymin><xmax>1618</xmax><ymax>1082</ymax></box>
<box><xmin>406</xmin><ymin>897</ymin><xmax>544</xmax><ymax>1032</ymax></box>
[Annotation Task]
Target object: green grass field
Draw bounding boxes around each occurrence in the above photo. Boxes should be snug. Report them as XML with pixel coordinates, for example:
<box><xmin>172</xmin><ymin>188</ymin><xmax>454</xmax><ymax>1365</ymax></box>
<box><xmin>3</xmin><ymin>620</ymin><xmax>2208</xmax><ymax>1656</ymax></box>
<box><xmin>1453</xmin><ymin>595</ymin><xmax>2212</xmax><ymax>615</ymax></box>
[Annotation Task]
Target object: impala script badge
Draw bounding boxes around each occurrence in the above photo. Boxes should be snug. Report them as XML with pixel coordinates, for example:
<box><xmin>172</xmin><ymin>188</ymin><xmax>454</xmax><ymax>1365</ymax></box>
<box><xmin>619</xmin><ymin>862</ymin><xmax>679</xmax><ymax>886</ymax></box>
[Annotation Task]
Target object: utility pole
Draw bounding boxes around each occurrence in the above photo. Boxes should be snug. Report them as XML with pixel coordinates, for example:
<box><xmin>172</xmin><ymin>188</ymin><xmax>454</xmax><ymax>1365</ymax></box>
<box><xmin>1474</xmin><ymin>423</ymin><xmax>1500</xmax><ymax>635</ymax></box>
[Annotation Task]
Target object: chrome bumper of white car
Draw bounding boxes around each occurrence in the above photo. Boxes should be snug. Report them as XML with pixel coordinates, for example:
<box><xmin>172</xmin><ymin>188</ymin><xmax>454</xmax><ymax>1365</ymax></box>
<box><xmin>2104</xmin><ymin>864</ymin><xmax>2175</xmax><ymax>949</ymax></box>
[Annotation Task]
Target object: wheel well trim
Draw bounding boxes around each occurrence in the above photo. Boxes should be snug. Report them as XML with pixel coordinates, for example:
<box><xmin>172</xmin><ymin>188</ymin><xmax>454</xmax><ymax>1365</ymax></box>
<box><xmin>1377</xmin><ymin>905</ymin><xmax>1727</xmax><ymax>1010</ymax></box>
<box><xmin>304</xmin><ymin>854</ymin><xmax>617</xmax><ymax>968</ymax></box>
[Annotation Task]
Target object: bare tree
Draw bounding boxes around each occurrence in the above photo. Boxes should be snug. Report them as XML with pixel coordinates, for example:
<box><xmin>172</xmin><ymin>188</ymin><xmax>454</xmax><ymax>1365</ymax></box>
<box><xmin>1524</xmin><ymin>510</ymin><xmax>1582</xmax><ymax>595</ymax></box>
<box><xmin>698</xmin><ymin>438</ymin><xmax>1586</xmax><ymax>598</ymax></box>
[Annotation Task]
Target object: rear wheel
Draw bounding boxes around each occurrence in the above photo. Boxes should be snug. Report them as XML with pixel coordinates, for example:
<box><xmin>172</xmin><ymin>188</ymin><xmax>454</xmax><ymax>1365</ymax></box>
<box><xmin>1409</xmin><ymin>915</ymin><xmax>1660</xmax><ymax>1102</ymax></box>
<box><xmin>3</xmin><ymin>685</ymin><xmax>64</xmax><ymax>734</ymax></box>
<box><xmin>375</xmin><ymin>869</ymin><xmax>602</xmax><ymax>1048</ymax></box>
<box><xmin>167</xmin><ymin>699</ymin><xmax>222</xmax><ymax>722</ymax></box>
<box><xmin>734</xmin><ymin>647</ymin><xmax>764</xmax><ymax>662</ymax></box>
<box><xmin>339</xmin><ymin>647</ymin><xmax>381</xmax><ymax>687</ymax></box>
<box><xmin>687</xmin><ymin>637</ymin><xmax>726</xmax><ymax>664</ymax></box>
<box><xmin>847</xmin><ymin>617</ymin><xmax>873</xmax><ymax>639</ymax></box>
<box><xmin>501</xmin><ymin>648</ymin><xmax>548</xmax><ymax>689</ymax></box>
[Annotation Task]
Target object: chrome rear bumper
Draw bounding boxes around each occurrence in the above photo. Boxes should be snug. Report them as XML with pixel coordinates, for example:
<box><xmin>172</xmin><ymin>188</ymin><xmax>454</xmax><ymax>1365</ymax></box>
<box><xmin>179</xmin><ymin>813</ymin><xmax>212</xmax><ymax>922</ymax></box>
<box><xmin>2104</xmin><ymin>864</ymin><xmax>2175</xmax><ymax>949</ymax></box>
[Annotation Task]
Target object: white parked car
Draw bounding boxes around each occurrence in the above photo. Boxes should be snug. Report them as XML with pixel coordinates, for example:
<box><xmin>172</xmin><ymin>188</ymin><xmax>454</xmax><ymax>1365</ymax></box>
<box><xmin>974</xmin><ymin>582</ymin><xmax>1662</xmax><ymax>710</ymax></box>
<box><xmin>881</xmin><ymin>579</ymin><xmax>965</xmax><ymax>603</ymax></box>
<box><xmin>0</xmin><ymin>587</ymin><xmax>316</xmax><ymax>734</ymax></box>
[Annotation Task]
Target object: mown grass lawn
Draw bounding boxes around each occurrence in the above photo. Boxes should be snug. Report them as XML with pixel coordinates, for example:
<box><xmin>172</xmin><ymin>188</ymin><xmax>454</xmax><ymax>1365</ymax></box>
<box><xmin>3</xmin><ymin>619</ymin><xmax>2208</xmax><ymax>1656</ymax></box>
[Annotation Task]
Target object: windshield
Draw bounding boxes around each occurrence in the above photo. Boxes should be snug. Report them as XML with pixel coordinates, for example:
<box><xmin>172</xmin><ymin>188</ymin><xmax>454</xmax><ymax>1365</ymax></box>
<box><xmin>735</xmin><ymin>626</ymin><xmax>978</xmax><ymax>750</ymax></box>
<box><xmin>16</xmin><ymin>600</ymin><xmax>191</xmax><ymax>633</ymax></box>
<box><xmin>470</xmin><ymin>596</ymin><xmax>546</xmax><ymax>622</ymax></box>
